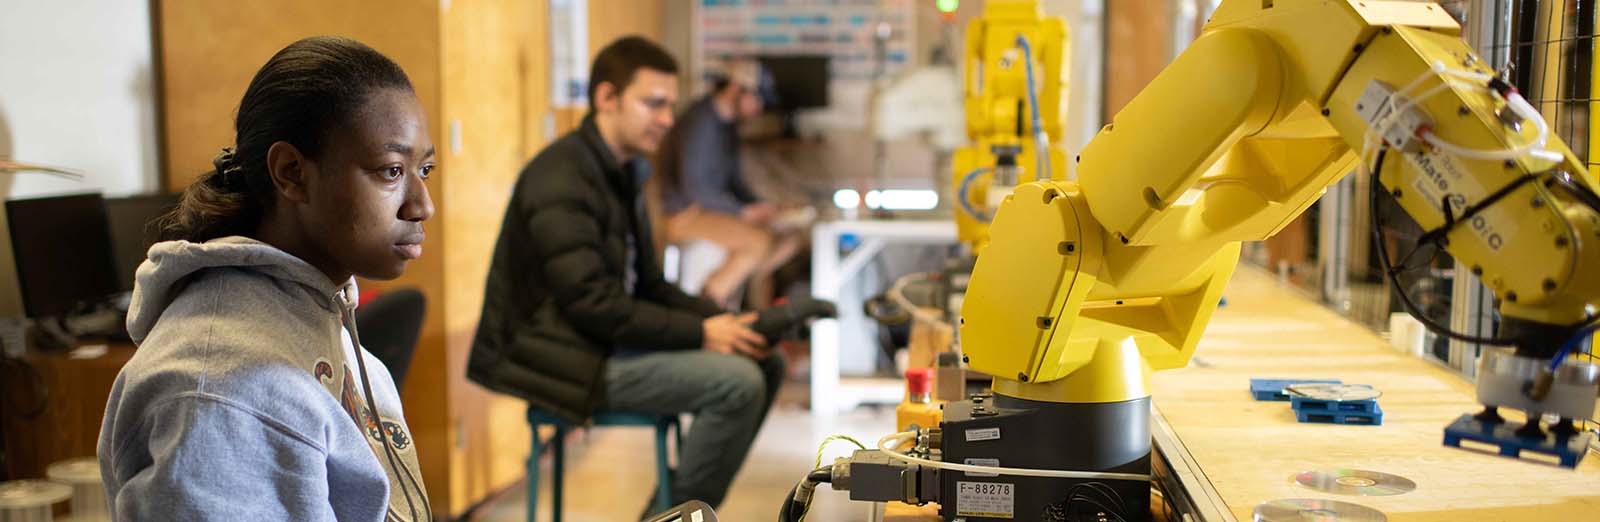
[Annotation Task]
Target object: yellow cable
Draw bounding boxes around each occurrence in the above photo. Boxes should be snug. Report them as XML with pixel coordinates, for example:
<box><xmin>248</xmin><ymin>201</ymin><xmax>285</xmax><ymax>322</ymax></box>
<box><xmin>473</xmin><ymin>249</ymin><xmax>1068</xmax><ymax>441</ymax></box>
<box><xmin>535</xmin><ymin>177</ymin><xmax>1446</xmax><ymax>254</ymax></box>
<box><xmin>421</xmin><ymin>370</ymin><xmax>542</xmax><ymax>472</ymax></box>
<box><xmin>798</xmin><ymin>434</ymin><xmax>869</xmax><ymax>522</ymax></box>
<box><xmin>813</xmin><ymin>434</ymin><xmax>868</xmax><ymax>470</ymax></box>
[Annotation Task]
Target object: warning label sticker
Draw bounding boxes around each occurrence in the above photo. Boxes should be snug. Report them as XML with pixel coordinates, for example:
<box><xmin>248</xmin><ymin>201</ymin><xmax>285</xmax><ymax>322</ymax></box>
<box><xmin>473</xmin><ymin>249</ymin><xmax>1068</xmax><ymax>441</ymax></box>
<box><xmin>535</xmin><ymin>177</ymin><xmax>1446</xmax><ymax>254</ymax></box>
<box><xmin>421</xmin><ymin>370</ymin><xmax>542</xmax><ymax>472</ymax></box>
<box><xmin>956</xmin><ymin>481</ymin><xmax>1015</xmax><ymax>519</ymax></box>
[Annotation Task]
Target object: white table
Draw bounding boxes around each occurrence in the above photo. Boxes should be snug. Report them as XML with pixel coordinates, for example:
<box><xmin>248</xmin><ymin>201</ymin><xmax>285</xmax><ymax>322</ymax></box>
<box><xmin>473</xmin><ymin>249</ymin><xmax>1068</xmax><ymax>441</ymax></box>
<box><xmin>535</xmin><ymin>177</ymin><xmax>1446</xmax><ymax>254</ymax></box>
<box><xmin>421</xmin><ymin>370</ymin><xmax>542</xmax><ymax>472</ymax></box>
<box><xmin>809</xmin><ymin>219</ymin><xmax>958</xmax><ymax>415</ymax></box>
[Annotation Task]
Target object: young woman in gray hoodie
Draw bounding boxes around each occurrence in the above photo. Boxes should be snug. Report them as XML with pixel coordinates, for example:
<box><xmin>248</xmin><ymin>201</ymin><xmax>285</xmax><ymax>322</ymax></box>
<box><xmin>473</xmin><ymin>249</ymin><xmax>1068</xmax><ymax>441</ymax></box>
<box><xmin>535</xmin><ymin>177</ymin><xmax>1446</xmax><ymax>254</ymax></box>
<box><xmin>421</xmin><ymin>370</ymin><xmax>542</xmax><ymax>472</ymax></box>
<box><xmin>97</xmin><ymin>36</ymin><xmax>436</xmax><ymax>521</ymax></box>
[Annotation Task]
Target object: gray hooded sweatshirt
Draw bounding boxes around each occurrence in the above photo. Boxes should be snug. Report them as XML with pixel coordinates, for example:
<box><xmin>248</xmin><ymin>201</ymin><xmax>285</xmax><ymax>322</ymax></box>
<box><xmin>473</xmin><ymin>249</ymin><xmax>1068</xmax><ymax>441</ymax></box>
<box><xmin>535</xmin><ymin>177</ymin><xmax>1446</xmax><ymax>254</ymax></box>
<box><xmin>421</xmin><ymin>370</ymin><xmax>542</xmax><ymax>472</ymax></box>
<box><xmin>98</xmin><ymin>237</ymin><xmax>430</xmax><ymax>521</ymax></box>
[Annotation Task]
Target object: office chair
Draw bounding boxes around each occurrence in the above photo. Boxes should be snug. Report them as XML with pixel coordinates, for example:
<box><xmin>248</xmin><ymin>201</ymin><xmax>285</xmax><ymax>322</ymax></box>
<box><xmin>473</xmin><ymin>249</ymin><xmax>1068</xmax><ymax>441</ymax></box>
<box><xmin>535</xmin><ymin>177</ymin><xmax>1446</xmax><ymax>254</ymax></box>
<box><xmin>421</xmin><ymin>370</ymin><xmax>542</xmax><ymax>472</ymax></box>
<box><xmin>354</xmin><ymin>287</ymin><xmax>426</xmax><ymax>387</ymax></box>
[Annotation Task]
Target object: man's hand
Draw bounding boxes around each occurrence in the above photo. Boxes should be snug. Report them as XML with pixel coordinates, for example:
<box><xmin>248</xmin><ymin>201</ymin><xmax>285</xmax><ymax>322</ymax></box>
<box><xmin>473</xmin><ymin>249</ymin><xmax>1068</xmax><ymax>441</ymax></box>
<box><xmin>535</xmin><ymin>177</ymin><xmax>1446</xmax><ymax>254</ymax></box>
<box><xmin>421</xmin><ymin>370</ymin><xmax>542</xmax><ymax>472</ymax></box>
<box><xmin>740</xmin><ymin>203</ymin><xmax>780</xmax><ymax>225</ymax></box>
<box><xmin>703</xmin><ymin>313</ymin><xmax>769</xmax><ymax>358</ymax></box>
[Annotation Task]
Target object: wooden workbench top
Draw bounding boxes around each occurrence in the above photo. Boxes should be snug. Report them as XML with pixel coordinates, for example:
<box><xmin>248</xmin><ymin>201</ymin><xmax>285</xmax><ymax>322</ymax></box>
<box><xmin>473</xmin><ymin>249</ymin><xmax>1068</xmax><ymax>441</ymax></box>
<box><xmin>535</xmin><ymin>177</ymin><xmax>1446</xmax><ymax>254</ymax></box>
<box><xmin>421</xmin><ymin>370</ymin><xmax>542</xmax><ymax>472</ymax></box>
<box><xmin>1153</xmin><ymin>267</ymin><xmax>1600</xmax><ymax>521</ymax></box>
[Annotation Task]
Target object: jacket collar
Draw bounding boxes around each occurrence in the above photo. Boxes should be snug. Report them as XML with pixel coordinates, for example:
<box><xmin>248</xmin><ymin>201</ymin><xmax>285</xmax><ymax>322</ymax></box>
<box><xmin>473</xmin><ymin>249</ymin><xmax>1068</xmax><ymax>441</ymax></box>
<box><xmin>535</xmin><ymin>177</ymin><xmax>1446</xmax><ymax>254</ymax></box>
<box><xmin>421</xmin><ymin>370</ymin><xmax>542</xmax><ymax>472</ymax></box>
<box><xmin>580</xmin><ymin>114</ymin><xmax>649</xmax><ymax>189</ymax></box>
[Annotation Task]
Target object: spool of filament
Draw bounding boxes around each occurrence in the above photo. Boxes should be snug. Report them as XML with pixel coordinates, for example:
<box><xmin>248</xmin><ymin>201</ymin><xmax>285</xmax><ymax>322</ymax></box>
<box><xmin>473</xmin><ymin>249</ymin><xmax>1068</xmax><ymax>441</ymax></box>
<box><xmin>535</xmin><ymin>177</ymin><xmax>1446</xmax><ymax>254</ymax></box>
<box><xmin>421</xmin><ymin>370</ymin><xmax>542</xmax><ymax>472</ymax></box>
<box><xmin>0</xmin><ymin>480</ymin><xmax>71</xmax><ymax>522</ymax></box>
<box><xmin>48</xmin><ymin>458</ymin><xmax>107</xmax><ymax>522</ymax></box>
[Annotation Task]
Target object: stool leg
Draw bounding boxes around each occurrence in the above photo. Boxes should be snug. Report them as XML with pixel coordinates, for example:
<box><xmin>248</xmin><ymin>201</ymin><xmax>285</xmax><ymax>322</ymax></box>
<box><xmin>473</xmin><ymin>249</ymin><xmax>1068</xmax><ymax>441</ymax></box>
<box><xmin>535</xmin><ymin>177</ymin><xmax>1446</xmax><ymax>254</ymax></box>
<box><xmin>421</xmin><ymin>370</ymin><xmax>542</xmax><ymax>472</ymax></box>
<box><xmin>654</xmin><ymin>420</ymin><xmax>672</xmax><ymax>513</ymax></box>
<box><xmin>673</xmin><ymin>417</ymin><xmax>684</xmax><ymax>460</ymax></box>
<box><xmin>553</xmin><ymin>425</ymin><xmax>565</xmax><ymax>522</ymax></box>
<box><xmin>528</xmin><ymin>423</ymin><xmax>540</xmax><ymax>522</ymax></box>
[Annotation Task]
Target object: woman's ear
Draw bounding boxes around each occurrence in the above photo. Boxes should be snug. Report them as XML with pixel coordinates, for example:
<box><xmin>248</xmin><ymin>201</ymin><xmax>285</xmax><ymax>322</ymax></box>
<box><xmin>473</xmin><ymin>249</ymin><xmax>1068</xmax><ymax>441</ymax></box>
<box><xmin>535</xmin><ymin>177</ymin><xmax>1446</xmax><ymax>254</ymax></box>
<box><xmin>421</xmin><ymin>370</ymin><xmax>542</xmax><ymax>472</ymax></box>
<box><xmin>265</xmin><ymin>141</ymin><xmax>311</xmax><ymax>203</ymax></box>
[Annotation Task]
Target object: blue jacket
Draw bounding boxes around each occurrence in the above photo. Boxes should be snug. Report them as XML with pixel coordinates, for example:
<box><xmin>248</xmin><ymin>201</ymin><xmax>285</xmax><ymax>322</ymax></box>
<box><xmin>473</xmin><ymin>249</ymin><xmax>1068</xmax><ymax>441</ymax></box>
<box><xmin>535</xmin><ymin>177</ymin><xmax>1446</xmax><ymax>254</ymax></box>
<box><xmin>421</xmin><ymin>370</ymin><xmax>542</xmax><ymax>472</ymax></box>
<box><xmin>660</xmin><ymin>96</ymin><xmax>760</xmax><ymax>216</ymax></box>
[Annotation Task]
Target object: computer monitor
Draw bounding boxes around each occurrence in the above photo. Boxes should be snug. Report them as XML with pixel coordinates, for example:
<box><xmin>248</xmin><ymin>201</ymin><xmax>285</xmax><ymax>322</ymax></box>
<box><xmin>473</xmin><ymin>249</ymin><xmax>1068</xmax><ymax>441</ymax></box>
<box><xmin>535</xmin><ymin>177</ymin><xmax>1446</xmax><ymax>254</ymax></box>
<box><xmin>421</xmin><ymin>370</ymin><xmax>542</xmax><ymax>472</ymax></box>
<box><xmin>104</xmin><ymin>193</ymin><xmax>180</xmax><ymax>291</ymax></box>
<box><xmin>5</xmin><ymin>194</ymin><xmax>120</xmax><ymax>318</ymax></box>
<box><xmin>756</xmin><ymin>55</ymin><xmax>830</xmax><ymax>111</ymax></box>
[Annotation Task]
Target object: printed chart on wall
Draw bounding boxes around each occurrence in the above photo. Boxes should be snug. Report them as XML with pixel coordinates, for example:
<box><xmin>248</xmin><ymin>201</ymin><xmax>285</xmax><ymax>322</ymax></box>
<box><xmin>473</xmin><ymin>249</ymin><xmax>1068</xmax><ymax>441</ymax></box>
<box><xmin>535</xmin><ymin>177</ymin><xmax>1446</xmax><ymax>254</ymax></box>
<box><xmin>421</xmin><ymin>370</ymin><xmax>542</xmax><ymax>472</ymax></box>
<box><xmin>697</xmin><ymin>0</ymin><xmax>916</xmax><ymax>82</ymax></box>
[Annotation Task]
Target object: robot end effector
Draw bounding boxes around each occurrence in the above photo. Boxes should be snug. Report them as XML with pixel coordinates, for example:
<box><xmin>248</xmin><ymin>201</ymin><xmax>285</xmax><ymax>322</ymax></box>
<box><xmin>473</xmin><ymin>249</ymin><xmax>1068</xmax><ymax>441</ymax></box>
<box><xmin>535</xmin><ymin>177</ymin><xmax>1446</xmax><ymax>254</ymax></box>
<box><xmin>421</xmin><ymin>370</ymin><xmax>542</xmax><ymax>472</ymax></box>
<box><xmin>1326</xmin><ymin>21</ymin><xmax>1600</xmax><ymax>436</ymax></box>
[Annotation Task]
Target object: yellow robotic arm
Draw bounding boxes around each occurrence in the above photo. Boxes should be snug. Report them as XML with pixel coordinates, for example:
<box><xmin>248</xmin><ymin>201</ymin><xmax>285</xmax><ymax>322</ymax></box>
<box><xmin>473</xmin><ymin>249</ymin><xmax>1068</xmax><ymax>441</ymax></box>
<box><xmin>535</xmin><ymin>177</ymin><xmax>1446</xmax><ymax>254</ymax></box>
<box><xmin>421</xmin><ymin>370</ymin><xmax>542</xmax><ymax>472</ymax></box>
<box><xmin>803</xmin><ymin>3</ymin><xmax>1599</xmax><ymax>521</ymax></box>
<box><xmin>951</xmin><ymin>0</ymin><xmax>1069</xmax><ymax>251</ymax></box>
<box><xmin>963</xmin><ymin>0</ymin><xmax>1600</xmax><ymax>410</ymax></box>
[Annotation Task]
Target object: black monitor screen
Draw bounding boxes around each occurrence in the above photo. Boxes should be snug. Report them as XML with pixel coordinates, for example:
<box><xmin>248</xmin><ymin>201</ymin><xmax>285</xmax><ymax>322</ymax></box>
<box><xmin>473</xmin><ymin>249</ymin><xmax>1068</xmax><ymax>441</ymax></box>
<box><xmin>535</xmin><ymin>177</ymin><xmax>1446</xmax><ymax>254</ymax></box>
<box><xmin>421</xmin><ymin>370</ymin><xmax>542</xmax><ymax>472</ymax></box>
<box><xmin>104</xmin><ymin>193</ymin><xmax>180</xmax><ymax>292</ymax></box>
<box><xmin>757</xmin><ymin>55</ymin><xmax>830</xmax><ymax>111</ymax></box>
<box><xmin>6</xmin><ymin>194</ymin><xmax>120</xmax><ymax>318</ymax></box>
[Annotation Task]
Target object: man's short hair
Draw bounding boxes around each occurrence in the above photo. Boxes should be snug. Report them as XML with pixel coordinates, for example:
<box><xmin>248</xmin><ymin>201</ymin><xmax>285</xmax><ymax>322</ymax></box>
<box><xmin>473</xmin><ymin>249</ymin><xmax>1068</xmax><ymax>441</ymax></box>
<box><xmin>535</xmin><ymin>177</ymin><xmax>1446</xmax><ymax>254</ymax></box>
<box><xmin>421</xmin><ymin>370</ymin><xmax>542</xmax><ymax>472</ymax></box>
<box><xmin>706</xmin><ymin>58</ymin><xmax>761</xmax><ymax>95</ymax></box>
<box><xmin>588</xmin><ymin>36</ymin><xmax>679</xmax><ymax>112</ymax></box>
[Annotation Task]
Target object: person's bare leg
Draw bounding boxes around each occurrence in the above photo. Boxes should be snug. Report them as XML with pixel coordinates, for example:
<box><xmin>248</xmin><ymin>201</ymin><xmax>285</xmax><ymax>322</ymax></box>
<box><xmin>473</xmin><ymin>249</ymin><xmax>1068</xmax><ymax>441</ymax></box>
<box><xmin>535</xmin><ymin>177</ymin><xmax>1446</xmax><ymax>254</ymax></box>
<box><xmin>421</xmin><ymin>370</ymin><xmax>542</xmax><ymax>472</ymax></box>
<box><xmin>704</xmin><ymin>228</ymin><xmax>770</xmax><ymax>308</ymax></box>
<box><xmin>744</xmin><ymin>230</ymin><xmax>803</xmax><ymax>308</ymax></box>
<box><xmin>667</xmin><ymin>208</ymin><xmax>772</xmax><ymax>308</ymax></box>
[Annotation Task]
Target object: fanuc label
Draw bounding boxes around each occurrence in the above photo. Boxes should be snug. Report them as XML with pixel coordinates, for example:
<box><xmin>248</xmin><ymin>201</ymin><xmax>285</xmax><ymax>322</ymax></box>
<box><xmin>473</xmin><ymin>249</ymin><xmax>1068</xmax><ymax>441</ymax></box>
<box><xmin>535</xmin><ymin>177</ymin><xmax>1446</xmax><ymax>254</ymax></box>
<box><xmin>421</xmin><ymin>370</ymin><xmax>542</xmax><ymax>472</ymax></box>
<box><xmin>1404</xmin><ymin>150</ymin><xmax>1505</xmax><ymax>251</ymax></box>
<box><xmin>956</xmin><ymin>481</ymin><xmax>1016</xmax><ymax>519</ymax></box>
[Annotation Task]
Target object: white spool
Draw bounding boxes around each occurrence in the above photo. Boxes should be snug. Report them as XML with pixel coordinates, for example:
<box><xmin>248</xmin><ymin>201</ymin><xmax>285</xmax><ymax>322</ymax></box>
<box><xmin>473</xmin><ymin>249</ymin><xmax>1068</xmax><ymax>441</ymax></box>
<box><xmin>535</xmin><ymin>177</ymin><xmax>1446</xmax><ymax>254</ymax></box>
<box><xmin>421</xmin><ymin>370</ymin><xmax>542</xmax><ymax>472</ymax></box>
<box><xmin>0</xmin><ymin>480</ymin><xmax>71</xmax><ymax>522</ymax></box>
<box><xmin>47</xmin><ymin>459</ymin><xmax>107</xmax><ymax>522</ymax></box>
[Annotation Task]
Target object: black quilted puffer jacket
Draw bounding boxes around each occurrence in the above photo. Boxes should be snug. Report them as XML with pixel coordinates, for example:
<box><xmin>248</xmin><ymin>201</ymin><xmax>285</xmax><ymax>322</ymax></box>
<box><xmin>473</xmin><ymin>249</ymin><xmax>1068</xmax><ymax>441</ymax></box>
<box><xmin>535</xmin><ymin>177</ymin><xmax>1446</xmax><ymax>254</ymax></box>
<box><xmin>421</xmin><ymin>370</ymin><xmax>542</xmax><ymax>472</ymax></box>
<box><xmin>468</xmin><ymin>115</ymin><xmax>721</xmax><ymax>424</ymax></box>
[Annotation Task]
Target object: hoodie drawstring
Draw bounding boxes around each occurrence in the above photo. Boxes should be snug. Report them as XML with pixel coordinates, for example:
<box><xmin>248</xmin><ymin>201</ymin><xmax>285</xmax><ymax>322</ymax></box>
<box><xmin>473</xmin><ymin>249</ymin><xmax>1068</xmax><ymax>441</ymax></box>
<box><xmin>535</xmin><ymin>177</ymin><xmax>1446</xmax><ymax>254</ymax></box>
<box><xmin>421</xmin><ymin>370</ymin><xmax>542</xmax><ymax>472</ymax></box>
<box><xmin>339</xmin><ymin>289</ymin><xmax>431</xmax><ymax>521</ymax></box>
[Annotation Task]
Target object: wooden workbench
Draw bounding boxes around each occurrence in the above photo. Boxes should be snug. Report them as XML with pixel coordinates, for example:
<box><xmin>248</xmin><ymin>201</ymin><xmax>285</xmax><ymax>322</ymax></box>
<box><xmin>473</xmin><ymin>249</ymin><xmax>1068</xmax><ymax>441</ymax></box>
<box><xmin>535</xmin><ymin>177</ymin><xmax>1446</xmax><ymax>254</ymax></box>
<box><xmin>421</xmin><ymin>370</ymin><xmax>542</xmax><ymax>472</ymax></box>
<box><xmin>2</xmin><ymin>342</ymin><xmax>135</xmax><ymax>481</ymax></box>
<box><xmin>1152</xmin><ymin>267</ymin><xmax>1600</xmax><ymax>521</ymax></box>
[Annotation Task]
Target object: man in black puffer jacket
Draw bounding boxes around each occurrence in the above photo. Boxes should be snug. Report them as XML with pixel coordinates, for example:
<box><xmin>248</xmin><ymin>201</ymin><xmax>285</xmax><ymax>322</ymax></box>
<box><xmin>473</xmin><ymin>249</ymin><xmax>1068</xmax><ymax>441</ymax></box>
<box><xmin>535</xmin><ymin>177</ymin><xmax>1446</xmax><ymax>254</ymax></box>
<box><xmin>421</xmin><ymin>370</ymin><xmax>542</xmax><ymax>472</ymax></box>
<box><xmin>468</xmin><ymin>36</ymin><xmax>820</xmax><ymax>512</ymax></box>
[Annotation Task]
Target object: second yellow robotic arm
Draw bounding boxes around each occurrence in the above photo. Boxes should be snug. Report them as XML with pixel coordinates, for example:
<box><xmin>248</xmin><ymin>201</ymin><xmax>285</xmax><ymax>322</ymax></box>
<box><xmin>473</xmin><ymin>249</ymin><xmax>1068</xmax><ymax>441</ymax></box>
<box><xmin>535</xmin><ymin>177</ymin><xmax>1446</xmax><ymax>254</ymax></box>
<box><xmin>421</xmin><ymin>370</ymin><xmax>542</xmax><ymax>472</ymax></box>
<box><xmin>951</xmin><ymin>0</ymin><xmax>1069</xmax><ymax>251</ymax></box>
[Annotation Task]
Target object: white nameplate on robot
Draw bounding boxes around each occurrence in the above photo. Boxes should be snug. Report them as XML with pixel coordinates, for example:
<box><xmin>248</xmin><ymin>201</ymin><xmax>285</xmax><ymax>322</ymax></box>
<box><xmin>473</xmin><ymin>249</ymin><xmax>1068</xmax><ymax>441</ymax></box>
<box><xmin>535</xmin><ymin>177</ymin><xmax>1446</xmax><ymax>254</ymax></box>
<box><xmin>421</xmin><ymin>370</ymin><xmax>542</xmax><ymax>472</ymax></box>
<box><xmin>965</xmin><ymin>427</ymin><xmax>1001</xmax><ymax>442</ymax></box>
<box><xmin>964</xmin><ymin>458</ymin><xmax>999</xmax><ymax>477</ymax></box>
<box><xmin>956</xmin><ymin>481</ymin><xmax>1015</xmax><ymax>519</ymax></box>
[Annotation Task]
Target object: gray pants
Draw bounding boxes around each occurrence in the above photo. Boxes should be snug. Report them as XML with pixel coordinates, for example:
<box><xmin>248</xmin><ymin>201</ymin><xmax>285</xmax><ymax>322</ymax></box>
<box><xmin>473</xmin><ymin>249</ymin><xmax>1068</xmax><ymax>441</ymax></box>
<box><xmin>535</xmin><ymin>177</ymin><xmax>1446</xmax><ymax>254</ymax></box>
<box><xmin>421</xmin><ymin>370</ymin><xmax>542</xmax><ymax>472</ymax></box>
<box><xmin>602</xmin><ymin>349</ymin><xmax>785</xmax><ymax>509</ymax></box>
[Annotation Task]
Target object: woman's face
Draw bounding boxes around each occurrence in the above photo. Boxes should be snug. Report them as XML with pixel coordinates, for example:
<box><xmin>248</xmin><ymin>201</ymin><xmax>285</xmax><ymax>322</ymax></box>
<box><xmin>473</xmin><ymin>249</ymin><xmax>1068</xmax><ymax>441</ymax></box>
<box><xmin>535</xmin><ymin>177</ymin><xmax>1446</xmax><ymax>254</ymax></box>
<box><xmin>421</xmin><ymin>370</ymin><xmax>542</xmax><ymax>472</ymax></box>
<box><xmin>301</xmin><ymin>88</ymin><xmax>435</xmax><ymax>281</ymax></box>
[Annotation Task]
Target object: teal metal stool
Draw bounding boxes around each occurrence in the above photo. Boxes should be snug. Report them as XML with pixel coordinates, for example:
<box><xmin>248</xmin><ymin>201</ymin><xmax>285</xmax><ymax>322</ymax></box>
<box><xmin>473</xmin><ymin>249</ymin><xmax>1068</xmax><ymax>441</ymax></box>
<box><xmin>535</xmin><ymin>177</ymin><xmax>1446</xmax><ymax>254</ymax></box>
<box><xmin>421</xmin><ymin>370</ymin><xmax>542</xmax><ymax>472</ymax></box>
<box><xmin>527</xmin><ymin>408</ymin><xmax>682</xmax><ymax>522</ymax></box>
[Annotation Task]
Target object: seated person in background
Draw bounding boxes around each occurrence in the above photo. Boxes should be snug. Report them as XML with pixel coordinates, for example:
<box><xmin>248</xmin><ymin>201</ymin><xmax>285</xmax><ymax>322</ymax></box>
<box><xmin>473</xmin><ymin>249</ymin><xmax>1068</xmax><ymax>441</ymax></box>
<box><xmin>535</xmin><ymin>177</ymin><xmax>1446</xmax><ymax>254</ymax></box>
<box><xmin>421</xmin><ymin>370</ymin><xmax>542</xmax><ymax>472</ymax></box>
<box><xmin>99</xmin><ymin>37</ymin><xmax>435</xmax><ymax>521</ymax></box>
<box><xmin>658</xmin><ymin>59</ymin><xmax>806</xmax><ymax>310</ymax></box>
<box><xmin>468</xmin><ymin>37</ymin><xmax>831</xmax><ymax>515</ymax></box>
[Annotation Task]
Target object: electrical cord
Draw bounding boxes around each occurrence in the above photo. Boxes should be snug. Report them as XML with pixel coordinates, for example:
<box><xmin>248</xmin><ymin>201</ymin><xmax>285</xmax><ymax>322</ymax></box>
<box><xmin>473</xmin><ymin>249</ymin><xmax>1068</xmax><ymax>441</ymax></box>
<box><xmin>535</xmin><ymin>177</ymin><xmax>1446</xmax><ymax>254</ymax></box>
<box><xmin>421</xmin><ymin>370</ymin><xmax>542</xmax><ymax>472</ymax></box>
<box><xmin>877</xmin><ymin>431</ymin><xmax>1151</xmax><ymax>481</ymax></box>
<box><xmin>780</xmin><ymin>435</ymin><xmax>870</xmax><ymax>518</ymax></box>
<box><xmin>1370</xmin><ymin>147</ymin><xmax>1596</xmax><ymax>347</ymax></box>
<box><xmin>1412</xmin><ymin>173</ymin><xmax>1539</xmax><ymax>249</ymax></box>
<box><xmin>1358</xmin><ymin>59</ymin><xmax>1600</xmax><ymax>353</ymax></box>
<box><xmin>777</xmin><ymin>466</ymin><xmax>833</xmax><ymax>522</ymax></box>
<box><xmin>957</xmin><ymin>166</ymin><xmax>995</xmax><ymax>222</ymax></box>
<box><xmin>812</xmin><ymin>434</ymin><xmax>867</xmax><ymax>470</ymax></box>
<box><xmin>1548</xmin><ymin>321</ymin><xmax>1600</xmax><ymax>371</ymax></box>
<box><xmin>1356</xmin><ymin>65</ymin><xmax>1544</xmax><ymax>345</ymax></box>
<box><xmin>1074</xmin><ymin>482</ymin><xmax>1127</xmax><ymax>517</ymax></box>
<box><xmin>1045</xmin><ymin>482</ymin><xmax>1130</xmax><ymax>522</ymax></box>
<box><xmin>789</xmin><ymin>432</ymin><xmax>1154</xmax><ymax>519</ymax></box>
<box><xmin>1368</xmin><ymin>148</ymin><xmax>1516</xmax><ymax>346</ymax></box>
<box><xmin>1015</xmin><ymin>35</ymin><xmax>1051</xmax><ymax>181</ymax></box>
<box><xmin>777</xmin><ymin>481</ymin><xmax>804</xmax><ymax>522</ymax></box>
<box><xmin>1546</xmin><ymin>169</ymin><xmax>1600</xmax><ymax>216</ymax></box>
